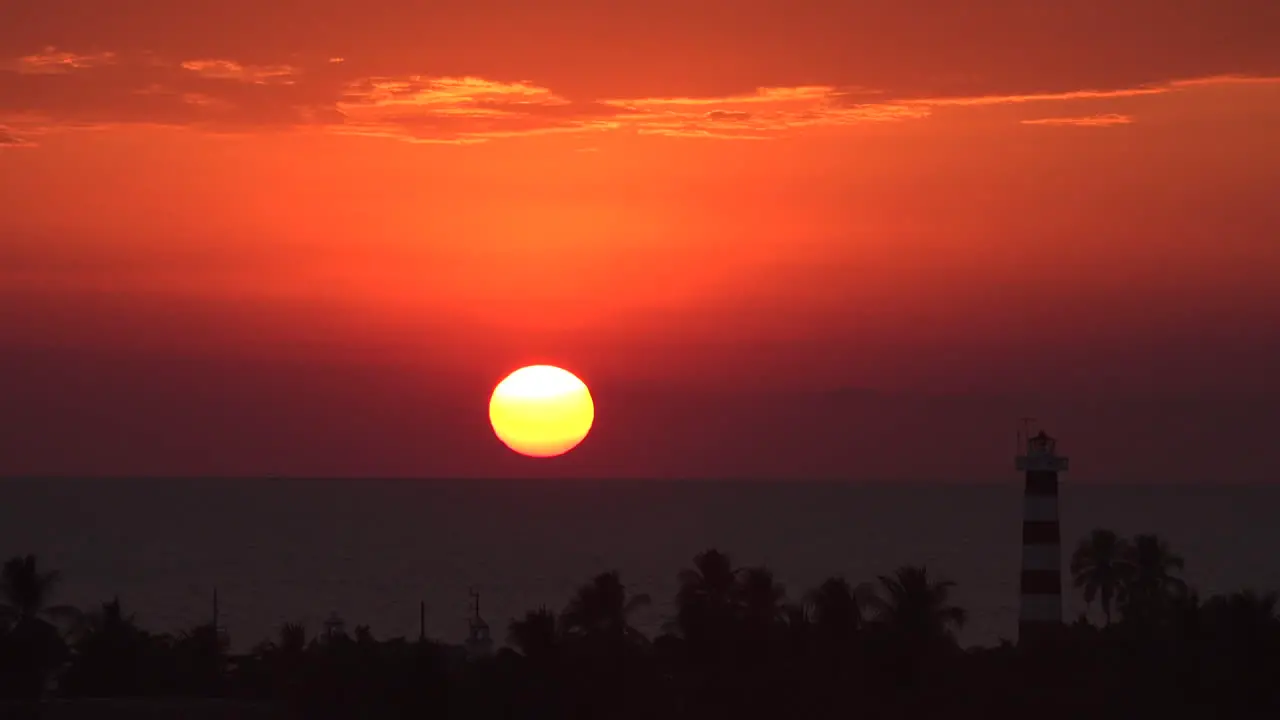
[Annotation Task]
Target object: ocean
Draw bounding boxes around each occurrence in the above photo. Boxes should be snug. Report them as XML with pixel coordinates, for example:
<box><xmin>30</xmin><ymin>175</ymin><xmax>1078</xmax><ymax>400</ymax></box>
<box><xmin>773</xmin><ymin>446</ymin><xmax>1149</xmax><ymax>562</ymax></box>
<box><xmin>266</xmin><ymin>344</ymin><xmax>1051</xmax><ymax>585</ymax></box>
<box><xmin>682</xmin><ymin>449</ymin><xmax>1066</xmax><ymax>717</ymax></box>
<box><xmin>2</xmin><ymin>478</ymin><xmax>1277</xmax><ymax>652</ymax></box>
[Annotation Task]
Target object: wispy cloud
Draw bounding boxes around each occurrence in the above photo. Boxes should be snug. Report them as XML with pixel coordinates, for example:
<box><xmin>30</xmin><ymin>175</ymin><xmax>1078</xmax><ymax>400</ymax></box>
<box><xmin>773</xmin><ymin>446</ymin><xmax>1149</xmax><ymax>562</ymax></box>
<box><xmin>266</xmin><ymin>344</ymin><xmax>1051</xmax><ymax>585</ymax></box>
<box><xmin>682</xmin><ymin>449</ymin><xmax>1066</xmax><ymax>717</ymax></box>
<box><xmin>333</xmin><ymin>75</ymin><xmax>620</xmax><ymax>143</ymax></box>
<box><xmin>1169</xmin><ymin>74</ymin><xmax>1280</xmax><ymax>88</ymax></box>
<box><xmin>1021</xmin><ymin>113</ymin><xmax>1135</xmax><ymax>127</ymax></box>
<box><xmin>914</xmin><ymin>87</ymin><xmax>1167</xmax><ymax>107</ymax></box>
<box><xmin>608</xmin><ymin>86</ymin><xmax>843</xmax><ymax>108</ymax></box>
<box><xmin>11</xmin><ymin>48</ymin><xmax>117</xmax><ymax>75</ymax></box>
<box><xmin>0</xmin><ymin>47</ymin><xmax>1275</xmax><ymax>145</ymax></box>
<box><xmin>180</xmin><ymin>59</ymin><xmax>298</xmax><ymax>85</ymax></box>
<box><xmin>595</xmin><ymin>85</ymin><xmax>931</xmax><ymax>139</ymax></box>
<box><xmin>0</xmin><ymin>126</ymin><xmax>36</xmax><ymax>148</ymax></box>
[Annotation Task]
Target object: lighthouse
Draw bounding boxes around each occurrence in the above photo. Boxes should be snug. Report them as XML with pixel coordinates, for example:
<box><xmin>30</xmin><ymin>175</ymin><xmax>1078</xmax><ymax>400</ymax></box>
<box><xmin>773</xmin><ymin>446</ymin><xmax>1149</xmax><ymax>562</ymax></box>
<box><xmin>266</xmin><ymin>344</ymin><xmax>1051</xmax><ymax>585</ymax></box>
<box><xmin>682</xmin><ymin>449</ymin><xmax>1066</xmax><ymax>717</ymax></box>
<box><xmin>1015</xmin><ymin>423</ymin><xmax>1069</xmax><ymax>648</ymax></box>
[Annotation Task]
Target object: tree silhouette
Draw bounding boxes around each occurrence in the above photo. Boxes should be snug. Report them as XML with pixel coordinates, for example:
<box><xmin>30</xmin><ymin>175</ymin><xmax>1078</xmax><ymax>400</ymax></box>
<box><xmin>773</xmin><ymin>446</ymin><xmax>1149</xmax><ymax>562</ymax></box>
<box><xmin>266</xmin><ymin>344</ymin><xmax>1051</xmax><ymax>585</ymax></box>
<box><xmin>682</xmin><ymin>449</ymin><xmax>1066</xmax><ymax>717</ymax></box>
<box><xmin>1164</xmin><ymin>588</ymin><xmax>1204</xmax><ymax>651</ymax></box>
<box><xmin>733</xmin><ymin>565</ymin><xmax>787</xmax><ymax>668</ymax></box>
<box><xmin>60</xmin><ymin>597</ymin><xmax>153</xmax><ymax>697</ymax></box>
<box><xmin>735</xmin><ymin>566</ymin><xmax>786</xmax><ymax>628</ymax></box>
<box><xmin>865</xmin><ymin>565</ymin><xmax>967</xmax><ymax>648</ymax></box>
<box><xmin>560</xmin><ymin>571</ymin><xmax>651</xmax><ymax>649</ymax></box>
<box><xmin>1202</xmin><ymin>589</ymin><xmax>1280</xmax><ymax>654</ymax></box>
<box><xmin>803</xmin><ymin>575</ymin><xmax>874</xmax><ymax>675</ymax></box>
<box><xmin>1121</xmin><ymin>534</ymin><xmax>1186</xmax><ymax>623</ymax></box>
<box><xmin>508</xmin><ymin>606</ymin><xmax>559</xmax><ymax>661</ymax></box>
<box><xmin>243</xmin><ymin>621</ymin><xmax>311</xmax><ymax>711</ymax></box>
<box><xmin>0</xmin><ymin>554</ymin><xmax>81</xmax><ymax>628</ymax></box>
<box><xmin>1207</xmin><ymin>589</ymin><xmax>1279</xmax><ymax>627</ymax></box>
<box><xmin>805</xmin><ymin>576</ymin><xmax>868</xmax><ymax>644</ymax></box>
<box><xmin>170</xmin><ymin>622</ymin><xmax>228</xmax><ymax>696</ymax></box>
<box><xmin>8</xmin><ymin>541</ymin><xmax>1280</xmax><ymax>716</ymax></box>
<box><xmin>277</xmin><ymin>622</ymin><xmax>308</xmax><ymax>655</ymax></box>
<box><xmin>0</xmin><ymin>554</ymin><xmax>78</xmax><ymax>702</ymax></box>
<box><xmin>1070</xmin><ymin>528</ymin><xmax>1134</xmax><ymax>626</ymax></box>
<box><xmin>782</xmin><ymin>601</ymin><xmax>811</xmax><ymax>655</ymax></box>
<box><xmin>1198</xmin><ymin>589</ymin><xmax>1280</xmax><ymax>709</ymax></box>
<box><xmin>672</xmin><ymin>549</ymin><xmax>739</xmax><ymax>635</ymax></box>
<box><xmin>557</xmin><ymin>571</ymin><xmax>654</xmax><ymax>719</ymax></box>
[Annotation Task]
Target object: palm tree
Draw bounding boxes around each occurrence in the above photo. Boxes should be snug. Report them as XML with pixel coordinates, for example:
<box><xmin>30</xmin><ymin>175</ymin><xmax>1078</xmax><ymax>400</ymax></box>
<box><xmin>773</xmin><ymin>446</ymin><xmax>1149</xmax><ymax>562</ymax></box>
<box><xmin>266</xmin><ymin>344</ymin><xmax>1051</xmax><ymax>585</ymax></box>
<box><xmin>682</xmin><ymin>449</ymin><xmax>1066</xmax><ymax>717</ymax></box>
<box><xmin>172</xmin><ymin>621</ymin><xmax>229</xmax><ymax>694</ymax></box>
<box><xmin>670</xmin><ymin>549</ymin><xmax>740</xmax><ymax>655</ymax></box>
<box><xmin>1167</xmin><ymin>589</ymin><xmax>1204</xmax><ymax>643</ymax></box>
<box><xmin>75</xmin><ymin>596</ymin><xmax>142</xmax><ymax>646</ymax></box>
<box><xmin>1070</xmin><ymin>529</ymin><xmax>1135</xmax><ymax>626</ymax></box>
<box><xmin>783</xmin><ymin>602</ymin><xmax>811</xmax><ymax>647</ymax></box>
<box><xmin>353</xmin><ymin>624</ymin><xmax>375</xmax><ymax>646</ymax></box>
<box><xmin>508</xmin><ymin>606</ymin><xmax>559</xmax><ymax>660</ymax></box>
<box><xmin>865</xmin><ymin>565</ymin><xmax>967</xmax><ymax>648</ymax></box>
<box><xmin>560</xmin><ymin>571</ymin><xmax>651</xmax><ymax>648</ymax></box>
<box><xmin>806</xmin><ymin>576</ymin><xmax>865</xmax><ymax>639</ymax></box>
<box><xmin>246</xmin><ymin>620</ymin><xmax>308</xmax><ymax>701</ymax></box>
<box><xmin>805</xmin><ymin>576</ymin><xmax>871</xmax><ymax>666</ymax></box>
<box><xmin>1121</xmin><ymin>534</ymin><xmax>1186</xmax><ymax>622</ymax></box>
<box><xmin>0</xmin><ymin>554</ymin><xmax>81</xmax><ymax>630</ymax></box>
<box><xmin>735</xmin><ymin>566</ymin><xmax>786</xmax><ymax>628</ymax></box>
<box><xmin>251</xmin><ymin>622</ymin><xmax>307</xmax><ymax>664</ymax></box>
<box><xmin>277</xmin><ymin>622</ymin><xmax>308</xmax><ymax>655</ymax></box>
<box><xmin>60</xmin><ymin>597</ymin><xmax>151</xmax><ymax>697</ymax></box>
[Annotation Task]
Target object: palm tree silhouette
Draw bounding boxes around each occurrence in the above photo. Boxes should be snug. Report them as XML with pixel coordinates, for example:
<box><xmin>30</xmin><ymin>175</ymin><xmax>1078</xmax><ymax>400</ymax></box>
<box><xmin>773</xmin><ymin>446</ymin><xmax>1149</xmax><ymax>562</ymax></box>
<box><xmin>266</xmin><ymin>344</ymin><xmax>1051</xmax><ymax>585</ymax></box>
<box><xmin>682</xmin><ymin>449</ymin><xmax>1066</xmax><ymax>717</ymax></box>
<box><xmin>805</xmin><ymin>576</ymin><xmax>867</xmax><ymax>639</ymax></box>
<box><xmin>248</xmin><ymin>620</ymin><xmax>309</xmax><ymax>705</ymax></box>
<box><xmin>0</xmin><ymin>556</ymin><xmax>83</xmax><ymax>703</ymax></box>
<box><xmin>60</xmin><ymin>597</ymin><xmax>151</xmax><ymax>697</ymax></box>
<box><xmin>74</xmin><ymin>596</ymin><xmax>144</xmax><ymax>651</ymax></box>
<box><xmin>277</xmin><ymin>622</ymin><xmax>308</xmax><ymax>655</ymax></box>
<box><xmin>782</xmin><ymin>601</ymin><xmax>811</xmax><ymax>651</ymax></box>
<box><xmin>0</xmin><ymin>554</ymin><xmax>81</xmax><ymax>629</ymax></box>
<box><xmin>1121</xmin><ymin>534</ymin><xmax>1186</xmax><ymax>622</ymax></box>
<box><xmin>670</xmin><ymin>545</ymin><xmax>742</xmax><ymax>640</ymax></box>
<box><xmin>171</xmin><ymin>621</ymin><xmax>228</xmax><ymax>696</ymax></box>
<box><xmin>733</xmin><ymin>566</ymin><xmax>787</xmax><ymax>665</ymax></box>
<box><xmin>865</xmin><ymin>565</ymin><xmax>967</xmax><ymax>647</ymax></box>
<box><xmin>735</xmin><ymin>566</ymin><xmax>786</xmax><ymax>628</ymax></box>
<box><xmin>560</xmin><ymin>571</ymin><xmax>651</xmax><ymax>648</ymax></box>
<box><xmin>1070</xmin><ymin>528</ymin><xmax>1135</xmax><ymax>626</ymax></box>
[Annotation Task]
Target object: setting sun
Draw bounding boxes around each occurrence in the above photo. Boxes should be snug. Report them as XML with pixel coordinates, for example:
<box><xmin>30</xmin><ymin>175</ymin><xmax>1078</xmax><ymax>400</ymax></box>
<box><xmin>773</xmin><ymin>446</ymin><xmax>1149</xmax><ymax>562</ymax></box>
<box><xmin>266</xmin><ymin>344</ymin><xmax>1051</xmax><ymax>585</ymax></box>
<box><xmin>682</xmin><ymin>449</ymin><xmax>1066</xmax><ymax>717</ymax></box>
<box><xmin>489</xmin><ymin>365</ymin><xmax>595</xmax><ymax>458</ymax></box>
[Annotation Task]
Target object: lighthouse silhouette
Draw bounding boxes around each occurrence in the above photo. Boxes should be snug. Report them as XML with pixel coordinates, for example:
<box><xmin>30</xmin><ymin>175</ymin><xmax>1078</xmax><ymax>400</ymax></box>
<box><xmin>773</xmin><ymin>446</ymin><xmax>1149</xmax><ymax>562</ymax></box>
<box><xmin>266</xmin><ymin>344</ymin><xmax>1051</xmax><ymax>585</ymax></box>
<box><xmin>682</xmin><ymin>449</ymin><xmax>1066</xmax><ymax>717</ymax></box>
<box><xmin>1015</xmin><ymin>421</ymin><xmax>1069</xmax><ymax>648</ymax></box>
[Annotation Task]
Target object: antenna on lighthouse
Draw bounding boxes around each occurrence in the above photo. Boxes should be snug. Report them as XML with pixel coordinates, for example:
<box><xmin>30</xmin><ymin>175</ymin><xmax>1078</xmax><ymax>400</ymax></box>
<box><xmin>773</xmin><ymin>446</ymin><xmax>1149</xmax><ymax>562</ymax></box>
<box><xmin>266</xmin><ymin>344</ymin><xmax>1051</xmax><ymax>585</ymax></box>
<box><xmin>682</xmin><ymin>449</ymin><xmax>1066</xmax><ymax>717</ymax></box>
<box><xmin>1017</xmin><ymin>417</ymin><xmax>1036</xmax><ymax>456</ymax></box>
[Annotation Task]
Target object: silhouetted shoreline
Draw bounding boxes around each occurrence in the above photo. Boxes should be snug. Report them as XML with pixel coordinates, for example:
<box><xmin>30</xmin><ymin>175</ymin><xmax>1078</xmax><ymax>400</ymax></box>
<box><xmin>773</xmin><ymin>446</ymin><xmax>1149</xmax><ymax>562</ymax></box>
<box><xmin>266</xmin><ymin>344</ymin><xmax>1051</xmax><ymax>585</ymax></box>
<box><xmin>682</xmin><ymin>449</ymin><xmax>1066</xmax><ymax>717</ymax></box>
<box><xmin>3</xmin><ymin>531</ymin><xmax>1279</xmax><ymax>719</ymax></box>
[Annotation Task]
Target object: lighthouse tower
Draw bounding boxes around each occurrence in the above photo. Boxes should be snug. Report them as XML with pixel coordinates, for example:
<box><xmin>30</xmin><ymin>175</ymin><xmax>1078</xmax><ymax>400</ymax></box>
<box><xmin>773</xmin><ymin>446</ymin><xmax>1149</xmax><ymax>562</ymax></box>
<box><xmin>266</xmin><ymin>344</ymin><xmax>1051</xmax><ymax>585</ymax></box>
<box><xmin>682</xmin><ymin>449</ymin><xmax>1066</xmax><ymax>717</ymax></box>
<box><xmin>1015</xmin><ymin>424</ymin><xmax>1069</xmax><ymax>648</ymax></box>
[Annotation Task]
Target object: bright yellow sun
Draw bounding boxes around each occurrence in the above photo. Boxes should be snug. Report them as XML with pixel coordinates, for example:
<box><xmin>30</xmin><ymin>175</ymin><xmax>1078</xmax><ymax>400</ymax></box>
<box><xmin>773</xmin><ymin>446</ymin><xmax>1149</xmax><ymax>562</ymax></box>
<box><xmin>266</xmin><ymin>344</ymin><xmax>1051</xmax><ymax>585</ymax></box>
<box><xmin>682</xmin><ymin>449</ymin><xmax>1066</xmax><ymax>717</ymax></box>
<box><xmin>489</xmin><ymin>365</ymin><xmax>595</xmax><ymax>458</ymax></box>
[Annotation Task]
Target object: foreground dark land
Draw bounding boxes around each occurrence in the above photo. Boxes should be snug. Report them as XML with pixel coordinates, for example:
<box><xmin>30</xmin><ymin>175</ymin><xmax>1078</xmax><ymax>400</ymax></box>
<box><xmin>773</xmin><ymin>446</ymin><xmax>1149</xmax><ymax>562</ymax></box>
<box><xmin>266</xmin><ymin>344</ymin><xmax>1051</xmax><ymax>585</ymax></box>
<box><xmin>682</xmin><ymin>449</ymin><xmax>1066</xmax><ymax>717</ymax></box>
<box><xmin>2</xmin><ymin>529</ymin><xmax>1278</xmax><ymax>719</ymax></box>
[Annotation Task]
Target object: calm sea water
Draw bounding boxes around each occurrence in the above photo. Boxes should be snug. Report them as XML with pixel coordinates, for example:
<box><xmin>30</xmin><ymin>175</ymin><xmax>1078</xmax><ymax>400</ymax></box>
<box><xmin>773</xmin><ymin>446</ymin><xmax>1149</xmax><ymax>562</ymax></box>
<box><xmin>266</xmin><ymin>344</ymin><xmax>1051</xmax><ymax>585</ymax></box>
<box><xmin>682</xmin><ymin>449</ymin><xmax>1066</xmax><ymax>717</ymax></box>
<box><xmin>2</xmin><ymin>478</ymin><xmax>1277</xmax><ymax>651</ymax></box>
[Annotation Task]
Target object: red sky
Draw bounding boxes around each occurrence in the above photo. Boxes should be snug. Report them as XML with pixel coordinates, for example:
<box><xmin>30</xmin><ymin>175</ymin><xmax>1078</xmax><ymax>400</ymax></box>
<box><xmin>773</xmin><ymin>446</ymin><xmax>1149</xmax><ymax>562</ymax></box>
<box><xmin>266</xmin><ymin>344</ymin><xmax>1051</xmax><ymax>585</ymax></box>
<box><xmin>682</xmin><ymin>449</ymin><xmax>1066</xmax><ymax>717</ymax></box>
<box><xmin>3</xmin><ymin>1</ymin><xmax>1279</xmax><ymax>481</ymax></box>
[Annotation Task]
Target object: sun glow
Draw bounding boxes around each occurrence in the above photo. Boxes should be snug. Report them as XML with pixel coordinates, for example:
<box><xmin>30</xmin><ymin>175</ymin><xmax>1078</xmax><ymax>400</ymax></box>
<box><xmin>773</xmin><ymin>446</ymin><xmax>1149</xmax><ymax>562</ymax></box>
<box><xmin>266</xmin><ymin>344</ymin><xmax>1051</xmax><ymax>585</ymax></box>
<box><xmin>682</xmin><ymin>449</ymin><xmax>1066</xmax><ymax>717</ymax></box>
<box><xmin>488</xmin><ymin>365</ymin><xmax>595</xmax><ymax>458</ymax></box>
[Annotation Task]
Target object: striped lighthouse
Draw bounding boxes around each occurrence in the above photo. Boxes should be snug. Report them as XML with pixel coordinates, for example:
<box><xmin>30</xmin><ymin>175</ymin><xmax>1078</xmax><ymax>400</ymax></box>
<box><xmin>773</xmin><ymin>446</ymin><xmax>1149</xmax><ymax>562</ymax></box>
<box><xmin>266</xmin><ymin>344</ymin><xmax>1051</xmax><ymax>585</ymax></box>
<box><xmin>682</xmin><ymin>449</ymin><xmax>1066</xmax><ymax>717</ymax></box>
<box><xmin>1016</xmin><ymin>425</ymin><xmax>1069</xmax><ymax>648</ymax></box>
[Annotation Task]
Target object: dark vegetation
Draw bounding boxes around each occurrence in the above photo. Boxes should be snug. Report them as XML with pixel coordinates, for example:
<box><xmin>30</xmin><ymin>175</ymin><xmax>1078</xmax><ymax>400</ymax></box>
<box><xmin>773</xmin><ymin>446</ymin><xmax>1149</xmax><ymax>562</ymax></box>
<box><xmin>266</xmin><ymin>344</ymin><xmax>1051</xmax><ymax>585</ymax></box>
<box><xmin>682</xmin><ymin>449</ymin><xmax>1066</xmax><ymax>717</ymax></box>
<box><xmin>2</xmin><ymin>530</ymin><xmax>1278</xmax><ymax>718</ymax></box>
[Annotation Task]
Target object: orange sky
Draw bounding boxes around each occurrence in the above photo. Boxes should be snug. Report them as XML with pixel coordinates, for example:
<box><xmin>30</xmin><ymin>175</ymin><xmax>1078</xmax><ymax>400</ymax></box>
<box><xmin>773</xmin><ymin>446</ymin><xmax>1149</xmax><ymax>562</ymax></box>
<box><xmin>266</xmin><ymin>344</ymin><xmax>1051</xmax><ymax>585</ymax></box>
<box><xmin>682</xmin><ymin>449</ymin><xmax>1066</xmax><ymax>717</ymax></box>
<box><xmin>2</xmin><ymin>1</ymin><xmax>1279</xmax><ymax>480</ymax></box>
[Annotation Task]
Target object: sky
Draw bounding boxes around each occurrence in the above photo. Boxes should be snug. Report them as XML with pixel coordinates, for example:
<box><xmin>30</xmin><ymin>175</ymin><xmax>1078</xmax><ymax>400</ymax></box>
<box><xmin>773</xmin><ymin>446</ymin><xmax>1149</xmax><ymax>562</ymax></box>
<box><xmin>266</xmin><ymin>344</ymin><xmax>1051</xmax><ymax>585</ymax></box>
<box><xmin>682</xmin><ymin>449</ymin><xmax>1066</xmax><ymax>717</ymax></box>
<box><xmin>2</xmin><ymin>1</ymin><xmax>1279</xmax><ymax>481</ymax></box>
